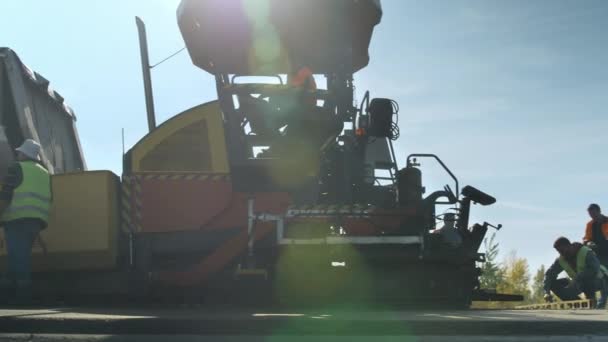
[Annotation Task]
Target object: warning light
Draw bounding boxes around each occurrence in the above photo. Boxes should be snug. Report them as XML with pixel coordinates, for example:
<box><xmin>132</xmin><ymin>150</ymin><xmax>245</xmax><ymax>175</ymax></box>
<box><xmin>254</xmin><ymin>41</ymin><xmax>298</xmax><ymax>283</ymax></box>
<box><xmin>355</xmin><ymin>128</ymin><xmax>366</xmax><ymax>136</ymax></box>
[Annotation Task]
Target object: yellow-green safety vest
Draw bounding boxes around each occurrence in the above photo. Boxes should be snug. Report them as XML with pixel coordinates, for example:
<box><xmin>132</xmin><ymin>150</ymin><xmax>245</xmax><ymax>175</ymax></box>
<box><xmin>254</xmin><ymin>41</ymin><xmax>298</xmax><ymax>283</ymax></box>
<box><xmin>2</xmin><ymin>161</ymin><xmax>51</xmax><ymax>223</ymax></box>
<box><xmin>558</xmin><ymin>246</ymin><xmax>608</xmax><ymax>279</ymax></box>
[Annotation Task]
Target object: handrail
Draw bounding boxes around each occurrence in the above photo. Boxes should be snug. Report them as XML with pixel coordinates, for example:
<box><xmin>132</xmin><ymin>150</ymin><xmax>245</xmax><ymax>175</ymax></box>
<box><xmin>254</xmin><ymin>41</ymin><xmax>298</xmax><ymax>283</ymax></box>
<box><xmin>406</xmin><ymin>153</ymin><xmax>459</xmax><ymax>203</ymax></box>
<box><xmin>231</xmin><ymin>74</ymin><xmax>284</xmax><ymax>85</ymax></box>
<box><xmin>222</xmin><ymin>83</ymin><xmax>330</xmax><ymax>99</ymax></box>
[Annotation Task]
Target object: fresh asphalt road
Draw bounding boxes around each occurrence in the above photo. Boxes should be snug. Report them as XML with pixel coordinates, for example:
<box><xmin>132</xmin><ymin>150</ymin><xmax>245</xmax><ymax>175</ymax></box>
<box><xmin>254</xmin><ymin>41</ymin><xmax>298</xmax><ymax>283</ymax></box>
<box><xmin>0</xmin><ymin>307</ymin><xmax>605</xmax><ymax>341</ymax></box>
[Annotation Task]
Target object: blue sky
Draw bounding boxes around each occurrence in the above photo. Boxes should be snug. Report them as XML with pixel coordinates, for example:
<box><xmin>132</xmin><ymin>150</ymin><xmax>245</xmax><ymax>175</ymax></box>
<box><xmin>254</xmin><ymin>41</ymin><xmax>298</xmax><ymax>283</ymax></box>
<box><xmin>2</xmin><ymin>0</ymin><xmax>607</xmax><ymax>275</ymax></box>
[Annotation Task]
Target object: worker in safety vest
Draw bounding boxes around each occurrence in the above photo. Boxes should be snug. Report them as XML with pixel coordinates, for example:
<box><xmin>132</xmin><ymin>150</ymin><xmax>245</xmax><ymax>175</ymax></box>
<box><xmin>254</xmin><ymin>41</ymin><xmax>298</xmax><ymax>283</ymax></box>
<box><xmin>544</xmin><ymin>237</ymin><xmax>608</xmax><ymax>309</ymax></box>
<box><xmin>288</xmin><ymin>66</ymin><xmax>316</xmax><ymax>90</ymax></box>
<box><xmin>583</xmin><ymin>203</ymin><xmax>608</xmax><ymax>267</ymax></box>
<box><xmin>0</xmin><ymin>139</ymin><xmax>51</xmax><ymax>303</ymax></box>
<box><xmin>287</xmin><ymin>66</ymin><xmax>317</xmax><ymax>106</ymax></box>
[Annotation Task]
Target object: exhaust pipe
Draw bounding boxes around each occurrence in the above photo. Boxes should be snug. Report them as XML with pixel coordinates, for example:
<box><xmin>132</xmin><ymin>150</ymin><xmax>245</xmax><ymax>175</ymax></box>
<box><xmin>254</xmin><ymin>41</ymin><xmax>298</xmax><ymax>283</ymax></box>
<box><xmin>135</xmin><ymin>16</ymin><xmax>156</xmax><ymax>132</ymax></box>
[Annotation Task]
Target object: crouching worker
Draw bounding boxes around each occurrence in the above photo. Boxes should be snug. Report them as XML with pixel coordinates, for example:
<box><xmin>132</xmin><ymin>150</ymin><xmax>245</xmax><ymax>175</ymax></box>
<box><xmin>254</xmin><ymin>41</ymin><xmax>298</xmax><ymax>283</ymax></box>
<box><xmin>544</xmin><ymin>237</ymin><xmax>608</xmax><ymax>309</ymax></box>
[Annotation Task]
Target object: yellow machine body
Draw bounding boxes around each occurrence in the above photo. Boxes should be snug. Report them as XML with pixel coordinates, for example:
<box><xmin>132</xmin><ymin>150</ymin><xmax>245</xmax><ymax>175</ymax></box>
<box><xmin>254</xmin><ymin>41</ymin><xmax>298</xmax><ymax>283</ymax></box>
<box><xmin>0</xmin><ymin>171</ymin><xmax>121</xmax><ymax>271</ymax></box>
<box><xmin>128</xmin><ymin>101</ymin><xmax>229</xmax><ymax>174</ymax></box>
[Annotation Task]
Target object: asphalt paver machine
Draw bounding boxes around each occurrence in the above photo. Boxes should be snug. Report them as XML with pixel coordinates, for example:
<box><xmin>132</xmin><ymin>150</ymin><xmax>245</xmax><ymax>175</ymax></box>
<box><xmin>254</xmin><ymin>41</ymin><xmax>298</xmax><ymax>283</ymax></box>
<box><xmin>170</xmin><ymin>0</ymin><xmax>513</xmax><ymax>307</ymax></box>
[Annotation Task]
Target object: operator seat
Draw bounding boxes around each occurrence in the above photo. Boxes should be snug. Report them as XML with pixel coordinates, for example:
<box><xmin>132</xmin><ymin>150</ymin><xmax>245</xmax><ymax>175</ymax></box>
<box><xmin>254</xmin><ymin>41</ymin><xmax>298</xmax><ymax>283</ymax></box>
<box><xmin>238</xmin><ymin>94</ymin><xmax>285</xmax><ymax>140</ymax></box>
<box><xmin>262</xmin><ymin>106</ymin><xmax>340</xmax><ymax>157</ymax></box>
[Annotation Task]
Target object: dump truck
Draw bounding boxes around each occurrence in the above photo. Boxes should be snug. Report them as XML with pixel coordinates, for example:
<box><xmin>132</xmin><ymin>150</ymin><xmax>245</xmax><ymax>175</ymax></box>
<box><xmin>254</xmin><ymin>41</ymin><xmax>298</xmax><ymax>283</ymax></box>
<box><xmin>0</xmin><ymin>0</ymin><xmax>521</xmax><ymax>308</ymax></box>
<box><xmin>0</xmin><ymin>48</ymin><xmax>86</xmax><ymax>175</ymax></box>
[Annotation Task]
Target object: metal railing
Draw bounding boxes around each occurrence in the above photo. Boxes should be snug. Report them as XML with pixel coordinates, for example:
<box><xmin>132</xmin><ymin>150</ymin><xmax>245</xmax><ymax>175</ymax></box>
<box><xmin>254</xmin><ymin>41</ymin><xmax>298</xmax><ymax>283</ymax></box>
<box><xmin>407</xmin><ymin>154</ymin><xmax>459</xmax><ymax>201</ymax></box>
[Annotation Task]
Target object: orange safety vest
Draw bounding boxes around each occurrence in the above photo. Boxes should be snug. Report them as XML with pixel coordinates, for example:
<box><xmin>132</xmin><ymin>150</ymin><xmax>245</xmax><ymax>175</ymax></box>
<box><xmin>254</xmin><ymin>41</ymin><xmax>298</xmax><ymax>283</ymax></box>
<box><xmin>287</xmin><ymin>67</ymin><xmax>317</xmax><ymax>106</ymax></box>
<box><xmin>288</xmin><ymin>67</ymin><xmax>316</xmax><ymax>89</ymax></box>
<box><xmin>584</xmin><ymin>219</ymin><xmax>608</xmax><ymax>243</ymax></box>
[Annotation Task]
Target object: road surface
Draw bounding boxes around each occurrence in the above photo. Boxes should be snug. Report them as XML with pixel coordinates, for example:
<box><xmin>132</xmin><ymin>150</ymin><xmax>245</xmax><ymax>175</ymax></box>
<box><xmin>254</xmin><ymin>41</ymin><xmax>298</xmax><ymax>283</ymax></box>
<box><xmin>0</xmin><ymin>307</ymin><xmax>605</xmax><ymax>341</ymax></box>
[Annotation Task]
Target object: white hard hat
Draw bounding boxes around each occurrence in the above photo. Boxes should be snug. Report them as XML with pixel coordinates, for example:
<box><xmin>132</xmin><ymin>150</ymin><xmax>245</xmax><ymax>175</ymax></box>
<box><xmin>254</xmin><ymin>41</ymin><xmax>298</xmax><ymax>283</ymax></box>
<box><xmin>15</xmin><ymin>139</ymin><xmax>41</xmax><ymax>160</ymax></box>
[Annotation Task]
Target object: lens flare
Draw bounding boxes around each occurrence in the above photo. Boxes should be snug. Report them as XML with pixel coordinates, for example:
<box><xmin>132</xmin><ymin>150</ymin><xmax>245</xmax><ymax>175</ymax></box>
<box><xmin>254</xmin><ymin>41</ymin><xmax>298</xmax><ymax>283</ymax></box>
<box><xmin>243</xmin><ymin>0</ymin><xmax>287</xmax><ymax>73</ymax></box>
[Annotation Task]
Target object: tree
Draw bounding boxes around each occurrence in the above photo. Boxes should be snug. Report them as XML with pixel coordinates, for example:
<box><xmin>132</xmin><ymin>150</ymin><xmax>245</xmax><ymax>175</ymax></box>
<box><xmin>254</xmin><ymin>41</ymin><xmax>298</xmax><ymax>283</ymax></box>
<box><xmin>479</xmin><ymin>232</ymin><xmax>504</xmax><ymax>289</ymax></box>
<box><xmin>498</xmin><ymin>251</ymin><xmax>531</xmax><ymax>302</ymax></box>
<box><xmin>473</xmin><ymin>234</ymin><xmax>534</xmax><ymax>309</ymax></box>
<box><xmin>530</xmin><ymin>265</ymin><xmax>546</xmax><ymax>303</ymax></box>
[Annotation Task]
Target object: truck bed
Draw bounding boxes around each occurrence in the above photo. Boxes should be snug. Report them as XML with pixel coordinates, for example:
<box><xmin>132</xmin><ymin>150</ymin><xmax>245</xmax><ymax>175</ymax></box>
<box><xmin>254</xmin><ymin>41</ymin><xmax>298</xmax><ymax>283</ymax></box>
<box><xmin>0</xmin><ymin>47</ymin><xmax>85</xmax><ymax>176</ymax></box>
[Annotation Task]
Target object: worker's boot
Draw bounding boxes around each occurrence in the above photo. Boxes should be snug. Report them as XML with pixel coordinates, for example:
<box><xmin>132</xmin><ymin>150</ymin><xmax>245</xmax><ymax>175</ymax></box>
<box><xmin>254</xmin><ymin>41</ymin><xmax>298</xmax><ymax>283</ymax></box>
<box><xmin>589</xmin><ymin>299</ymin><xmax>597</xmax><ymax>309</ymax></box>
<box><xmin>0</xmin><ymin>277</ymin><xmax>12</xmax><ymax>290</ymax></box>
<box><xmin>598</xmin><ymin>293</ymin><xmax>607</xmax><ymax>309</ymax></box>
<box><xmin>595</xmin><ymin>279</ymin><xmax>608</xmax><ymax>309</ymax></box>
<box><xmin>0</xmin><ymin>277</ymin><xmax>15</xmax><ymax>305</ymax></box>
<box><xmin>11</xmin><ymin>280</ymin><xmax>34</xmax><ymax>306</ymax></box>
